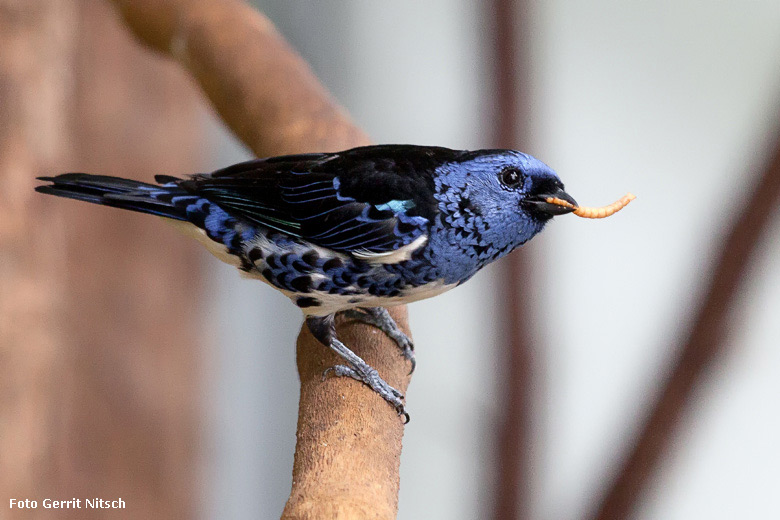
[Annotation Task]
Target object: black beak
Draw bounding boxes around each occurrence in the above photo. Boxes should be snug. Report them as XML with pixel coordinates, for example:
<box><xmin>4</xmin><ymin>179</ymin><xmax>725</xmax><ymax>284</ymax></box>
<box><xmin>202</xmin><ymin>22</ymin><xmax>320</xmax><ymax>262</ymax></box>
<box><xmin>521</xmin><ymin>187</ymin><xmax>578</xmax><ymax>216</ymax></box>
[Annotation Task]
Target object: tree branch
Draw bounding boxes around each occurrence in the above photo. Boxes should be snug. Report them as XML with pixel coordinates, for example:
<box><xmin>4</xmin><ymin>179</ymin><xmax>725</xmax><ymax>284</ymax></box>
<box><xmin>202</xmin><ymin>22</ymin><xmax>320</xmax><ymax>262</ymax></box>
<box><xmin>109</xmin><ymin>0</ymin><xmax>411</xmax><ymax>517</ymax></box>
<box><xmin>489</xmin><ymin>0</ymin><xmax>536</xmax><ymax>518</ymax></box>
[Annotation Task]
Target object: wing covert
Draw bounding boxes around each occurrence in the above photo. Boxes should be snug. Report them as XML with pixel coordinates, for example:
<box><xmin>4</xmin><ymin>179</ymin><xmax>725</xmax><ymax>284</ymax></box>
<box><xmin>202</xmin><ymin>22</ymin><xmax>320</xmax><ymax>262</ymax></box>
<box><xmin>176</xmin><ymin>145</ymin><xmax>455</xmax><ymax>256</ymax></box>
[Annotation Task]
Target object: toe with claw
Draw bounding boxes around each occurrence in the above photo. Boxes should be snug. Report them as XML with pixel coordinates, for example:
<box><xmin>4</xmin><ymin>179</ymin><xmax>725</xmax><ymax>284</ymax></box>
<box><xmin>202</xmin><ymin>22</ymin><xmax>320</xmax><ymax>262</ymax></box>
<box><xmin>321</xmin><ymin>362</ymin><xmax>408</xmax><ymax>422</ymax></box>
<box><xmin>343</xmin><ymin>307</ymin><xmax>417</xmax><ymax>373</ymax></box>
<box><xmin>307</xmin><ymin>314</ymin><xmax>411</xmax><ymax>421</ymax></box>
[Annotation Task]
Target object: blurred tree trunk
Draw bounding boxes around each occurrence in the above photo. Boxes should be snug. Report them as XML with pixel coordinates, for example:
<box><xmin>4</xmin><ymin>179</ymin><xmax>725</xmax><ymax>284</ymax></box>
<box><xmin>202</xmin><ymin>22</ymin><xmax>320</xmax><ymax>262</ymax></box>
<box><xmin>490</xmin><ymin>0</ymin><xmax>536</xmax><ymax>518</ymax></box>
<box><xmin>0</xmin><ymin>1</ymin><xmax>204</xmax><ymax>517</ymax></box>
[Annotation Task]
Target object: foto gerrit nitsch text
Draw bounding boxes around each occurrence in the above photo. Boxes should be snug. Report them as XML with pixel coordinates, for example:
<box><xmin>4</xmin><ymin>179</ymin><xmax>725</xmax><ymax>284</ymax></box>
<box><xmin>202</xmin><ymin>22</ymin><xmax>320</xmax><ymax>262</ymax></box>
<box><xmin>9</xmin><ymin>498</ymin><xmax>125</xmax><ymax>509</ymax></box>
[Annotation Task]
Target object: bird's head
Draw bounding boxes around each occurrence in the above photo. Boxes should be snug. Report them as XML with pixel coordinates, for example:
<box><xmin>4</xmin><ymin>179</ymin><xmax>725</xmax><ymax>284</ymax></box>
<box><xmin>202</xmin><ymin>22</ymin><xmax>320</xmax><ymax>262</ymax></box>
<box><xmin>435</xmin><ymin>149</ymin><xmax>576</xmax><ymax>257</ymax></box>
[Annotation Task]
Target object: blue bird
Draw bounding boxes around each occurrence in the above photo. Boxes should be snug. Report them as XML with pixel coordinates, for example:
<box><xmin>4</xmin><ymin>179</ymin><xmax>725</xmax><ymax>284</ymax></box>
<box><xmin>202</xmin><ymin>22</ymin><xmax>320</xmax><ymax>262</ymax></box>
<box><xmin>36</xmin><ymin>145</ymin><xmax>577</xmax><ymax>420</ymax></box>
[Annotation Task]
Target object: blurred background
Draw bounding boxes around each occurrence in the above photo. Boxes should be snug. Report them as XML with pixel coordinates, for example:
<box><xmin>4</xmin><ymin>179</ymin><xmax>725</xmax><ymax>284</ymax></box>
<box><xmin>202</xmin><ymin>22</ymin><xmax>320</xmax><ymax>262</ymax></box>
<box><xmin>2</xmin><ymin>1</ymin><xmax>779</xmax><ymax>519</ymax></box>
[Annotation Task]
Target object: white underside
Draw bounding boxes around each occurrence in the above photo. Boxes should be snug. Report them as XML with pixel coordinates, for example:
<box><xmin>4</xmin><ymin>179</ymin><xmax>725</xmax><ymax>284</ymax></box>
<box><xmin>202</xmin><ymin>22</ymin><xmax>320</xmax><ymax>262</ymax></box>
<box><xmin>300</xmin><ymin>278</ymin><xmax>457</xmax><ymax>316</ymax></box>
<box><xmin>168</xmin><ymin>220</ymin><xmax>455</xmax><ymax>316</ymax></box>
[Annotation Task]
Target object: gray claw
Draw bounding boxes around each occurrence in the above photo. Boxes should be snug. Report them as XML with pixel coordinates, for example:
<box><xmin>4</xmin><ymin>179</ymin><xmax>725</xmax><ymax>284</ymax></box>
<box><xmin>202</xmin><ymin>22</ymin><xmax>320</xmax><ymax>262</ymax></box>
<box><xmin>338</xmin><ymin>363</ymin><xmax>404</xmax><ymax>400</ymax></box>
<box><xmin>343</xmin><ymin>307</ymin><xmax>417</xmax><ymax>373</ymax></box>
<box><xmin>322</xmin><ymin>361</ymin><xmax>406</xmax><ymax>414</ymax></box>
<box><xmin>307</xmin><ymin>315</ymin><xmax>410</xmax><ymax>422</ymax></box>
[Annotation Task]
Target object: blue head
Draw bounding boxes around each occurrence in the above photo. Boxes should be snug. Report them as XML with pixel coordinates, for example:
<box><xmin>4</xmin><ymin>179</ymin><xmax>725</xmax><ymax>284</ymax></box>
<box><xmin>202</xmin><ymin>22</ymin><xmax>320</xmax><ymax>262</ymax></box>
<box><xmin>431</xmin><ymin>149</ymin><xmax>576</xmax><ymax>268</ymax></box>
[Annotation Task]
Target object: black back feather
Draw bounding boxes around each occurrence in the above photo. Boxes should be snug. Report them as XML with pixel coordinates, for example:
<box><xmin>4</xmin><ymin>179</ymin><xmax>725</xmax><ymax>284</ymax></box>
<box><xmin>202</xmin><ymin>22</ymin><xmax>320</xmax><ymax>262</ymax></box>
<box><xmin>37</xmin><ymin>145</ymin><xmax>466</xmax><ymax>255</ymax></box>
<box><xmin>175</xmin><ymin>145</ymin><xmax>458</xmax><ymax>253</ymax></box>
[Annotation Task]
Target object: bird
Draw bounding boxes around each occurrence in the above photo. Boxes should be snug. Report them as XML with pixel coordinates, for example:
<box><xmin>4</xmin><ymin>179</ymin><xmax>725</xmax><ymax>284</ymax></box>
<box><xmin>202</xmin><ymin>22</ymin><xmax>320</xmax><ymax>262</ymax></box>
<box><xmin>36</xmin><ymin>144</ymin><xmax>578</xmax><ymax>421</ymax></box>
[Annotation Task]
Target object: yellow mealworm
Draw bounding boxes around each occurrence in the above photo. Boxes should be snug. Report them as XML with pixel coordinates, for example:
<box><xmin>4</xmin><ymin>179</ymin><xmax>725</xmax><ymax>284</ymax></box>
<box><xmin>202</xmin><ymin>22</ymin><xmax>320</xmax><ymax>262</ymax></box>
<box><xmin>545</xmin><ymin>193</ymin><xmax>636</xmax><ymax>219</ymax></box>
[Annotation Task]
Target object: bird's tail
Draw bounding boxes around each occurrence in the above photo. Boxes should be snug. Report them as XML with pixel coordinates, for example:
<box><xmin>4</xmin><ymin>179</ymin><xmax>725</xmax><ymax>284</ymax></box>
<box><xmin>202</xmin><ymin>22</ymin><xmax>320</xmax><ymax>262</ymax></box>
<box><xmin>35</xmin><ymin>173</ymin><xmax>190</xmax><ymax>221</ymax></box>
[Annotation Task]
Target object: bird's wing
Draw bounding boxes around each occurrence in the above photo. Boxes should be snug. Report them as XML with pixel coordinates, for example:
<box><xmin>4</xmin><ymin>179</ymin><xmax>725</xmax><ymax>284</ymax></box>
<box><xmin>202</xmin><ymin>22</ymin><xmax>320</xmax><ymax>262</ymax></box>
<box><xmin>174</xmin><ymin>145</ymin><xmax>456</xmax><ymax>256</ymax></box>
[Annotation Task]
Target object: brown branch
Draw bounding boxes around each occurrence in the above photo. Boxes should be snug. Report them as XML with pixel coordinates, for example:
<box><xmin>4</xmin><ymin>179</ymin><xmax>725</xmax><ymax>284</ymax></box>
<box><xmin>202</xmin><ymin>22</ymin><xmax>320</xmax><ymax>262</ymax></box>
<box><xmin>489</xmin><ymin>0</ymin><xmax>535</xmax><ymax>518</ymax></box>
<box><xmin>590</xmin><ymin>122</ymin><xmax>780</xmax><ymax>520</ymax></box>
<box><xmin>109</xmin><ymin>0</ymin><xmax>411</xmax><ymax>518</ymax></box>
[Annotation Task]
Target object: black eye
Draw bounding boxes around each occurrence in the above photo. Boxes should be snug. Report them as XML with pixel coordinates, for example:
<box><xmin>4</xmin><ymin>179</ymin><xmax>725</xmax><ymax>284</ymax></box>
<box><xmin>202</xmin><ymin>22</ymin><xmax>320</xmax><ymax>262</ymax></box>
<box><xmin>499</xmin><ymin>168</ymin><xmax>525</xmax><ymax>189</ymax></box>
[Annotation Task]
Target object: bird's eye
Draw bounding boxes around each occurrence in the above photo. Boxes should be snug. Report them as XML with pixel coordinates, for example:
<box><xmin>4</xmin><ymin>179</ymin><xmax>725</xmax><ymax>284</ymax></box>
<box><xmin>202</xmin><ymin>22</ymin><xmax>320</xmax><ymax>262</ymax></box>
<box><xmin>499</xmin><ymin>168</ymin><xmax>525</xmax><ymax>189</ymax></box>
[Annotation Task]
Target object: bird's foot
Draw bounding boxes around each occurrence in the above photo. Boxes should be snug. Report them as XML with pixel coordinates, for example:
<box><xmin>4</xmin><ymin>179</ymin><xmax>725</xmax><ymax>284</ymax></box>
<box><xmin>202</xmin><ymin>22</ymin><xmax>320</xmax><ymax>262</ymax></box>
<box><xmin>323</xmin><ymin>351</ymin><xmax>408</xmax><ymax>423</ymax></box>
<box><xmin>307</xmin><ymin>315</ymin><xmax>410</xmax><ymax>422</ymax></box>
<box><xmin>343</xmin><ymin>307</ymin><xmax>416</xmax><ymax>374</ymax></box>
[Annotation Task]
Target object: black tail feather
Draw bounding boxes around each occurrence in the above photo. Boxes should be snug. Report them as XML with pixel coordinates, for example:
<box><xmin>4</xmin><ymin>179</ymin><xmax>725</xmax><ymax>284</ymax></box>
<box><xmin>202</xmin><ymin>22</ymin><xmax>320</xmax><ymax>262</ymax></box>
<box><xmin>154</xmin><ymin>174</ymin><xmax>182</xmax><ymax>184</ymax></box>
<box><xmin>35</xmin><ymin>173</ymin><xmax>190</xmax><ymax>221</ymax></box>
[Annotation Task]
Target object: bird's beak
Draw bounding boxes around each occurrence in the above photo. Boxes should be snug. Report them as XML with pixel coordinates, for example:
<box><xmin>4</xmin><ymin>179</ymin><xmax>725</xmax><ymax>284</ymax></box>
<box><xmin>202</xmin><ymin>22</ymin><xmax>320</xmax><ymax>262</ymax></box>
<box><xmin>521</xmin><ymin>187</ymin><xmax>578</xmax><ymax>216</ymax></box>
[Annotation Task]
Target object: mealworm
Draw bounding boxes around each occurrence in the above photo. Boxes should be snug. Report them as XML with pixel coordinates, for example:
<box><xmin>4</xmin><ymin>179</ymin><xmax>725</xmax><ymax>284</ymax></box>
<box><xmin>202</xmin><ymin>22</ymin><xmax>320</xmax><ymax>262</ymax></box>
<box><xmin>545</xmin><ymin>193</ymin><xmax>636</xmax><ymax>219</ymax></box>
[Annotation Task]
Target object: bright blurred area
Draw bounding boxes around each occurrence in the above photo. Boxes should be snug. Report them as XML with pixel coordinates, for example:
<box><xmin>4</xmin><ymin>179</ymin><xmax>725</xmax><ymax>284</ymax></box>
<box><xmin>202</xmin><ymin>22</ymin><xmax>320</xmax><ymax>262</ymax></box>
<box><xmin>2</xmin><ymin>1</ymin><xmax>780</xmax><ymax>519</ymax></box>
